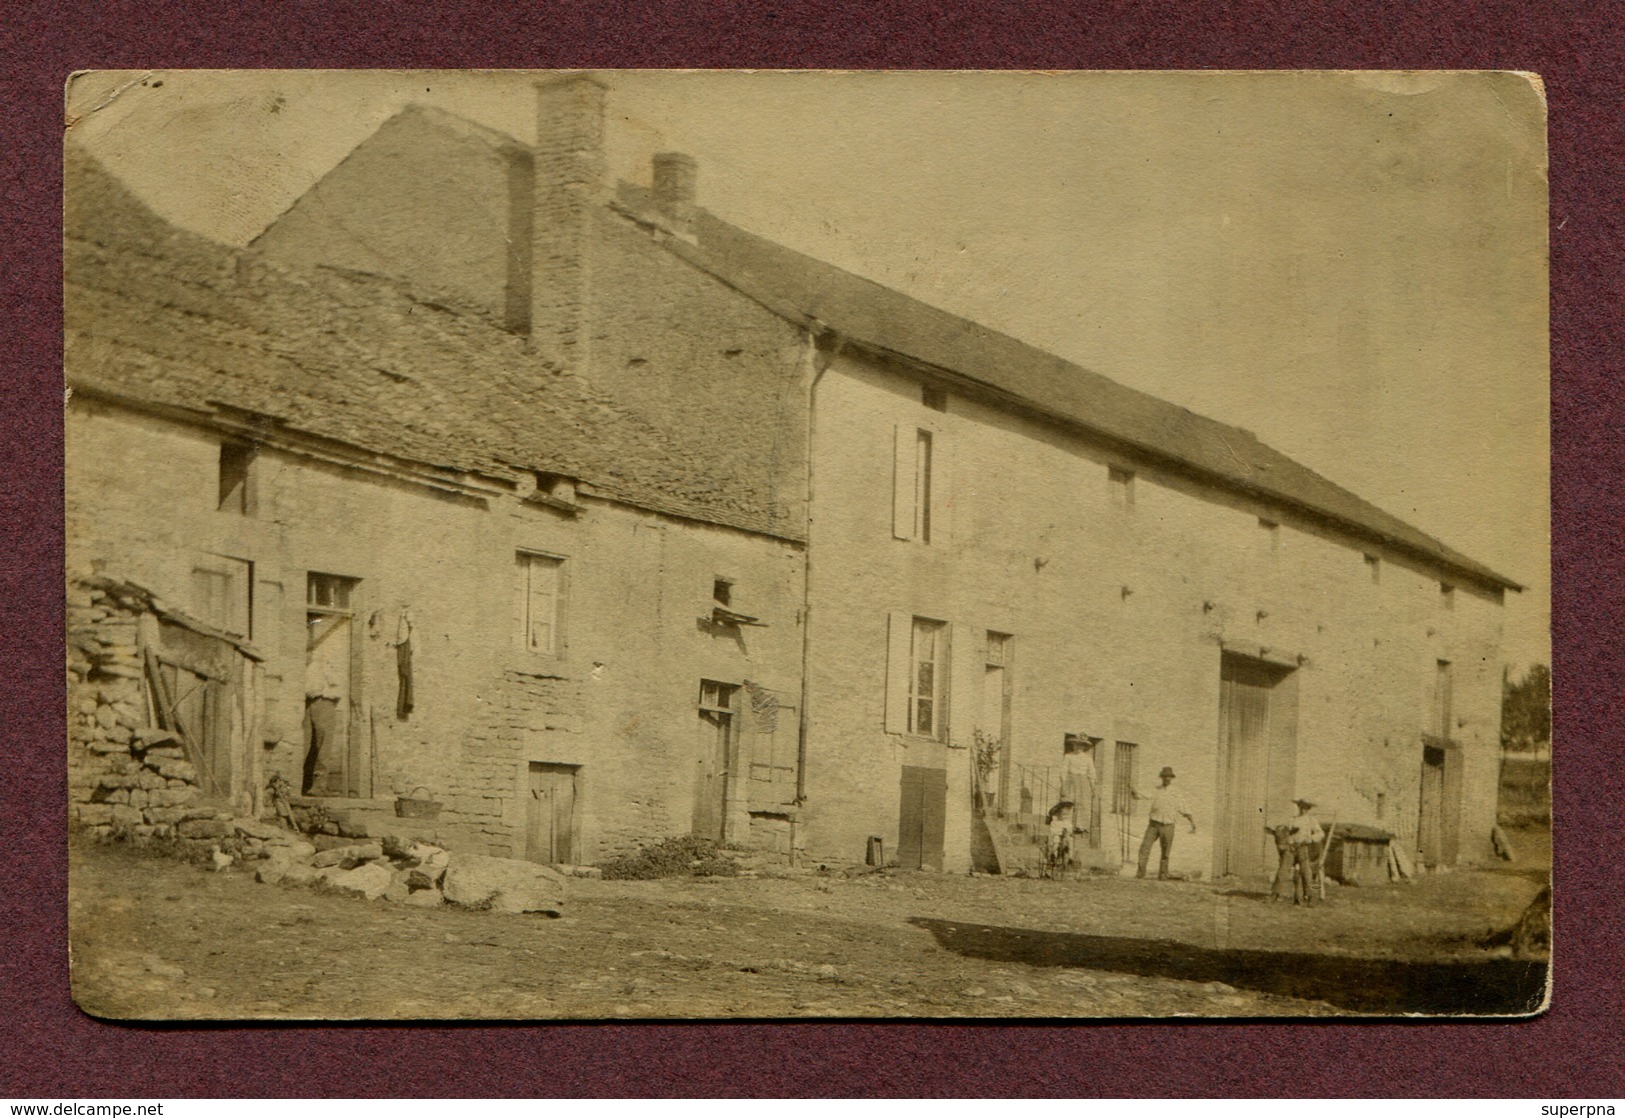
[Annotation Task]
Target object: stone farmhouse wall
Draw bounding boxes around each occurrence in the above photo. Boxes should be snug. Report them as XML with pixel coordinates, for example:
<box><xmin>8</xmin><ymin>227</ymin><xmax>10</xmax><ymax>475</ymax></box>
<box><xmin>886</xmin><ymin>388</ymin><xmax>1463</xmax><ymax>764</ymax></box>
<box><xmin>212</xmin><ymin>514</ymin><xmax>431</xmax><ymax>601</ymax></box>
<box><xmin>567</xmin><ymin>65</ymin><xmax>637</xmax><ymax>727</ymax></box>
<box><xmin>66</xmin><ymin>400</ymin><xmax>806</xmax><ymax>863</ymax></box>
<box><xmin>801</xmin><ymin>350</ymin><xmax>1507</xmax><ymax>876</ymax></box>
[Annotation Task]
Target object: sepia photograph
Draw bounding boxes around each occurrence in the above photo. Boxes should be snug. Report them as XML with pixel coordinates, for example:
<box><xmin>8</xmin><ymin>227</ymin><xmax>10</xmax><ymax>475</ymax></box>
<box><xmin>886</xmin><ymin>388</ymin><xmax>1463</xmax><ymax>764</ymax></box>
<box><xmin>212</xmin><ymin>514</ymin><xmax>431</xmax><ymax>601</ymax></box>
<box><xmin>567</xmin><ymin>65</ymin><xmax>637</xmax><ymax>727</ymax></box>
<box><xmin>63</xmin><ymin>68</ymin><xmax>1550</xmax><ymax>1020</ymax></box>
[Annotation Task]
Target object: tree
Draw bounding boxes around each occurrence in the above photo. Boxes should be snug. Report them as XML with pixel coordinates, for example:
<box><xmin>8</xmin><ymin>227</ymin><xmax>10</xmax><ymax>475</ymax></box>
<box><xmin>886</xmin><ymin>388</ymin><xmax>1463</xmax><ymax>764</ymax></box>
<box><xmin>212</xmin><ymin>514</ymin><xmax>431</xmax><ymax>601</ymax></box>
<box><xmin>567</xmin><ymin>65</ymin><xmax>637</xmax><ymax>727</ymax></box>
<box><xmin>1501</xmin><ymin>663</ymin><xmax>1551</xmax><ymax>752</ymax></box>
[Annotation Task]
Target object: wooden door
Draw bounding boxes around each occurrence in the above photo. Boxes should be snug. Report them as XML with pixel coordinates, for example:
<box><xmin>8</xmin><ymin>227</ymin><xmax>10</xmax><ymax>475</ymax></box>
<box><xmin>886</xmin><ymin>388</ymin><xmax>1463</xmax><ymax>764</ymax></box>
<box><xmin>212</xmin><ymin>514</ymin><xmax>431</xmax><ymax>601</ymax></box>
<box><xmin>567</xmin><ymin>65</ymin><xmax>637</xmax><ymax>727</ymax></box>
<box><xmin>1217</xmin><ymin>655</ymin><xmax>1276</xmax><ymax>877</ymax></box>
<box><xmin>694</xmin><ymin>682</ymin><xmax>735</xmax><ymax>842</ymax></box>
<box><xmin>526</xmin><ymin>762</ymin><xmax>577</xmax><ymax>864</ymax></box>
<box><xmin>1419</xmin><ymin>744</ymin><xmax>1446</xmax><ymax>867</ymax></box>
<box><xmin>898</xmin><ymin>765</ymin><xmax>947</xmax><ymax>871</ymax></box>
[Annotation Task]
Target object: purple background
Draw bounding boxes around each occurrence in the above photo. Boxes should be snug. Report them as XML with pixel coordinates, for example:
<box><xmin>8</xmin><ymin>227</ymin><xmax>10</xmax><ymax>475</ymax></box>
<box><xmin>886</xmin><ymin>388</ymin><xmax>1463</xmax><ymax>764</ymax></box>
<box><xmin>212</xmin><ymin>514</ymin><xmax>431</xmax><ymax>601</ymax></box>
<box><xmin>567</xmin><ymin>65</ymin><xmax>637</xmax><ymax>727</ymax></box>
<box><xmin>3</xmin><ymin>0</ymin><xmax>1619</xmax><ymax>1098</ymax></box>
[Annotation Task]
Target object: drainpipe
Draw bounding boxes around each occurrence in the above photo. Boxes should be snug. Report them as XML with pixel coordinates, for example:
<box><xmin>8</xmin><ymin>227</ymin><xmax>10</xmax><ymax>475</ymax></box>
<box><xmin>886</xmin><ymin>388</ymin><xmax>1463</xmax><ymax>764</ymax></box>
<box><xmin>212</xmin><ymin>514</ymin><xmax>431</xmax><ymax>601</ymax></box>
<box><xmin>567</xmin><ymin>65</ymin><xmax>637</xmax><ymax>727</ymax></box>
<box><xmin>795</xmin><ymin>322</ymin><xmax>841</xmax><ymax>855</ymax></box>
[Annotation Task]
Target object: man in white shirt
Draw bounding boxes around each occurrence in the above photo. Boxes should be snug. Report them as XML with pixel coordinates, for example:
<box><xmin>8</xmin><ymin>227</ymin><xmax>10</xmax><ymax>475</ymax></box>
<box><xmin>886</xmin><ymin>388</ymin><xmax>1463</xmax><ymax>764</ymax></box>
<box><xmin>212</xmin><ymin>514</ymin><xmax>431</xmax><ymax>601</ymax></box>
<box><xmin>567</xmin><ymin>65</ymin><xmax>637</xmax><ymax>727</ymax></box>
<box><xmin>1285</xmin><ymin>797</ymin><xmax>1325</xmax><ymax>905</ymax></box>
<box><xmin>1136</xmin><ymin>766</ymin><xmax>1197</xmax><ymax>880</ymax></box>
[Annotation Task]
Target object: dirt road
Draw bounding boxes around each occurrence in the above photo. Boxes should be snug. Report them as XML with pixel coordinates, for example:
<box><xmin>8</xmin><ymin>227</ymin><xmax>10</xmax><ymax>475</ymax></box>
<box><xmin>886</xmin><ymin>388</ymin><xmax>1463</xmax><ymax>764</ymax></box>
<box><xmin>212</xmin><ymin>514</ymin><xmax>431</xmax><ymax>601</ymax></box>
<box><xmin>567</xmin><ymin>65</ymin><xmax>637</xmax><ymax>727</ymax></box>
<box><xmin>68</xmin><ymin>836</ymin><xmax>1548</xmax><ymax>1021</ymax></box>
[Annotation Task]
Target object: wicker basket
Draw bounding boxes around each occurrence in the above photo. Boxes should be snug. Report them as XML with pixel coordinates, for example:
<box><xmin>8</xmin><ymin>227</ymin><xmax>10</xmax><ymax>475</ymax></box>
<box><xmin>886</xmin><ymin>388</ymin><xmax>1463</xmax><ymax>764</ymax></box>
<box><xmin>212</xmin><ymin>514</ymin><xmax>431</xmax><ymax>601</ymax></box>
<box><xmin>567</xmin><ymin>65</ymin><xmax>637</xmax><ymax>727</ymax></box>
<box><xmin>394</xmin><ymin>786</ymin><xmax>442</xmax><ymax>820</ymax></box>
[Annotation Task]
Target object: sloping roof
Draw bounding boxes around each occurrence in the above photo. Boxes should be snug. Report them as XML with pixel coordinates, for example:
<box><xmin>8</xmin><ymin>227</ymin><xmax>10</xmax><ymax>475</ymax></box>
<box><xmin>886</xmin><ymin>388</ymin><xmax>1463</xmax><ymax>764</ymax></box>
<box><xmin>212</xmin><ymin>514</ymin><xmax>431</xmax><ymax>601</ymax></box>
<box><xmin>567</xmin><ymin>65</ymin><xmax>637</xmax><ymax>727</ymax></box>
<box><xmin>615</xmin><ymin>184</ymin><xmax>1521</xmax><ymax>592</ymax></box>
<box><xmin>64</xmin><ymin>147</ymin><xmax>797</xmax><ymax>540</ymax></box>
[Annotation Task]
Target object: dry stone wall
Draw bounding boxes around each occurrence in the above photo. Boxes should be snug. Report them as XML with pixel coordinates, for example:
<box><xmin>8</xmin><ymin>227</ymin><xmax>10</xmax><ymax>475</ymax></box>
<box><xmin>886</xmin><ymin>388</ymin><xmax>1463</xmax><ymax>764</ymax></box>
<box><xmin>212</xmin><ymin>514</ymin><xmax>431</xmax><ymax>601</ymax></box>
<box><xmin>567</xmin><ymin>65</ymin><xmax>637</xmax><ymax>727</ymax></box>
<box><xmin>67</xmin><ymin>577</ymin><xmax>219</xmax><ymax>841</ymax></box>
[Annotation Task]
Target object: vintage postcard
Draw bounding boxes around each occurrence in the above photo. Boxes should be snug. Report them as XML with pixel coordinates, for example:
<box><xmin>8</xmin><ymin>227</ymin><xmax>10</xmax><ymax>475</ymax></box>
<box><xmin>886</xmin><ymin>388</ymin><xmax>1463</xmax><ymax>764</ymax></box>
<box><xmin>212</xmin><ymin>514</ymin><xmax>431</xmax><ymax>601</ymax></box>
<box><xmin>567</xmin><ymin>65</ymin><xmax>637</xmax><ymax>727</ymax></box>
<box><xmin>64</xmin><ymin>69</ymin><xmax>1550</xmax><ymax>1019</ymax></box>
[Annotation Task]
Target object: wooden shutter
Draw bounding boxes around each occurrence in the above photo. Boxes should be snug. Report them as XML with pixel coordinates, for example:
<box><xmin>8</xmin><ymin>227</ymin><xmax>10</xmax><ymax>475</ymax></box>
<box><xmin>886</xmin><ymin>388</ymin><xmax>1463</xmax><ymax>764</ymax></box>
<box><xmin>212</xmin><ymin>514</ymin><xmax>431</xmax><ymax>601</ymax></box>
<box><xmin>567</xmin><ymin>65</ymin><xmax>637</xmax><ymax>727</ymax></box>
<box><xmin>885</xmin><ymin>610</ymin><xmax>912</xmax><ymax>734</ymax></box>
<box><xmin>932</xmin><ymin>425</ymin><xmax>951</xmax><ymax>545</ymax></box>
<box><xmin>892</xmin><ymin>424</ymin><xmax>914</xmax><ymax>540</ymax></box>
<box><xmin>948</xmin><ymin>622</ymin><xmax>981</xmax><ymax>748</ymax></box>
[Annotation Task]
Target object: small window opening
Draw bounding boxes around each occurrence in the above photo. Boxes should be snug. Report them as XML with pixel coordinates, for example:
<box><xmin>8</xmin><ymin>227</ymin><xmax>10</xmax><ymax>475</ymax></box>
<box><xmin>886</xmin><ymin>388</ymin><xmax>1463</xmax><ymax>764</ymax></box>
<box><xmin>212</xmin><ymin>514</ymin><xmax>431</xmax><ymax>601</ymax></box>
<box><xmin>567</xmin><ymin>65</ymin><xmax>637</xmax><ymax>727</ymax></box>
<box><xmin>1365</xmin><ymin>553</ymin><xmax>1381</xmax><ymax>583</ymax></box>
<box><xmin>218</xmin><ymin>442</ymin><xmax>256</xmax><ymax>514</ymax></box>
<box><xmin>1440</xmin><ymin>583</ymin><xmax>1455</xmax><ymax>610</ymax></box>
<box><xmin>922</xmin><ymin>385</ymin><xmax>948</xmax><ymax>412</ymax></box>
<box><xmin>713</xmin><ymin>578</ymin><xmax>733</xmax><ymax>607</ymax></box>
<box><xmin>1108</xmin><ymin>466</ymin><xmax>1135</xmax><ymax>509</ymax></box>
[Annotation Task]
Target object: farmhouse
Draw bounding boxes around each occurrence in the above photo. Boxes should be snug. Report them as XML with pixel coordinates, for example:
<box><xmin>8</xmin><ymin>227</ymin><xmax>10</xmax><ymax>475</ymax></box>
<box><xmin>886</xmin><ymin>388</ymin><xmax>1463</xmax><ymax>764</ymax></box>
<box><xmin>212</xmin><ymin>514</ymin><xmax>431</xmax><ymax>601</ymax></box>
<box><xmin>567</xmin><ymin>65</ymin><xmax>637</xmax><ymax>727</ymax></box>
<box><xmin>67</xmin><ymin>74</ymin><xmax>1521</xmax><ymax>880</ymax></box>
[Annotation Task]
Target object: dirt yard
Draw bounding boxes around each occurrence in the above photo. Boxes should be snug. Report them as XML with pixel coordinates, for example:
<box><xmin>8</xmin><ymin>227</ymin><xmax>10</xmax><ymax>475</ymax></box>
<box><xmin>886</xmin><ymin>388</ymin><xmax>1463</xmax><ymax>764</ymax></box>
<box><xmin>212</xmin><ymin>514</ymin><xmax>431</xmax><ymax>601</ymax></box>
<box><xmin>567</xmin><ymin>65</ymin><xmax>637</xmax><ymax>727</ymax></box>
<box><xmin>68</xmin><ymin>830</ymin><xmax>1549</xmax><ymax>1021</ymax></box>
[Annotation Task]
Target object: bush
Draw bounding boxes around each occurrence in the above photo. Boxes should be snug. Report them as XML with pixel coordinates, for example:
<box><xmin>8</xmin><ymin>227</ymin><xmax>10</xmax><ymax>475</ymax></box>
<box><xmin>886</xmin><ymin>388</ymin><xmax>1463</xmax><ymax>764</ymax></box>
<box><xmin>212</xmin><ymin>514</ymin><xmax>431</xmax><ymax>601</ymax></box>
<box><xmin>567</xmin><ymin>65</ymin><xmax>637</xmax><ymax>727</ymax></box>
<box><xmin>597</xmin><ymin>835</ymin><xmax>740</xmax><ymax>881</ymax></box>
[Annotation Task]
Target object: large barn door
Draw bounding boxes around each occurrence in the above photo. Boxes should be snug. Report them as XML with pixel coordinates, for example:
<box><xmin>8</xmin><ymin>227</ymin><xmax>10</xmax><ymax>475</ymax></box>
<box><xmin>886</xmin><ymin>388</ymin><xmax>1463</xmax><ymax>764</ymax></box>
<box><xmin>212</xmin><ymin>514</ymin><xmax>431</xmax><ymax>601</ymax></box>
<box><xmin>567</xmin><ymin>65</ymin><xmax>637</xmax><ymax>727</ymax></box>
<box><xmin>1216</xmin><ymin>653</ymin><xmax>1296</xmax><ymax>878</ymax></box>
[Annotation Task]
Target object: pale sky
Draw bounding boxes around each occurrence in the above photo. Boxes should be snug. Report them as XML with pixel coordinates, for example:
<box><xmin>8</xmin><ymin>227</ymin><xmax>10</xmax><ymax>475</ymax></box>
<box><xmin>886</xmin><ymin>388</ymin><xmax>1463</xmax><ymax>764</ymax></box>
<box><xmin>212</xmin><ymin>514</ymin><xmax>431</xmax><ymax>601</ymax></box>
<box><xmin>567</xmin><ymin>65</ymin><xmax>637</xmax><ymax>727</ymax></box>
<box><xmin>65</xmin><ymin>69</ymin><xmax>1550</xmax><ymax>673</ymax></box>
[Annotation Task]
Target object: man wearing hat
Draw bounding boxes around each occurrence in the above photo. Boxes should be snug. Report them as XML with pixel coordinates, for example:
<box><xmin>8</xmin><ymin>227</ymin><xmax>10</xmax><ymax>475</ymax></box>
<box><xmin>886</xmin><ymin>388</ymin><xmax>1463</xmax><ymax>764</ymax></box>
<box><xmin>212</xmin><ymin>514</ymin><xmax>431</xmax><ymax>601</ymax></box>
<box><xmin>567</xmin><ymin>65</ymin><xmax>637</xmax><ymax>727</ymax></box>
<box><xmin>1284</xmin><ymin>797</ymin><xmax>1325</xmax><ymax>905</ymax></box>
<box><xmin>1135</xmin><ymin>766</ymin><xmax>1197</xmax><ymax>880</ymax></box>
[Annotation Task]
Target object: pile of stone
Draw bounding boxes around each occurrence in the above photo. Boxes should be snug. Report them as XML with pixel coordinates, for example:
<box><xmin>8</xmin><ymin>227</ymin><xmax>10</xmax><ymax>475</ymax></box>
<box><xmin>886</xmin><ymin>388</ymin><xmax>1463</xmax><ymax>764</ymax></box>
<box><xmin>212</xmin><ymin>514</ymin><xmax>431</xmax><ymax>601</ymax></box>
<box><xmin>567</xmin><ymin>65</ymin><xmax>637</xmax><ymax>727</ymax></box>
<box><xmin>67</xmin><ymin>577</ymin><xmax>209</xmax><ymax>840</ymax></box>
<box><xmin>248</xmin><ymin>828</ymin><xmax>566</xmax><ymax>916</ymax></box>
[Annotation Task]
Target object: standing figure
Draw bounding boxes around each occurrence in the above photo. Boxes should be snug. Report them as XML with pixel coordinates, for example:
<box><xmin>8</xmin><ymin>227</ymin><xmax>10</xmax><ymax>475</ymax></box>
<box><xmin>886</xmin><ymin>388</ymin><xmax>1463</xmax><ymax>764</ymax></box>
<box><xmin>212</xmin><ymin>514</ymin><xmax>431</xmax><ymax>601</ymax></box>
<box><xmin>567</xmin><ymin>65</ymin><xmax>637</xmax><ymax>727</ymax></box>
<box><xmin>1136</xmin><ymin>766</ymin><xmax>1197</xmax><ymax>880</ymax></box>
<box><xmin>1286</xmin><ymin>797</ymin><xmax>1325</xmax><ymax>905</ymax></box>
<box><xmin>1060</xmin><ymin>736</ymin><xmax>1098</xmax><ymax>843</ymax></box>
<box><xmin>302</xmin><ymin>661</ymin><xmax>344</xmax><ymax>796</ymax></box>
<box><xmin>1267</xmin><ymin>823</ymin><xmax>1296</xmax><ymax>901</ymax></box>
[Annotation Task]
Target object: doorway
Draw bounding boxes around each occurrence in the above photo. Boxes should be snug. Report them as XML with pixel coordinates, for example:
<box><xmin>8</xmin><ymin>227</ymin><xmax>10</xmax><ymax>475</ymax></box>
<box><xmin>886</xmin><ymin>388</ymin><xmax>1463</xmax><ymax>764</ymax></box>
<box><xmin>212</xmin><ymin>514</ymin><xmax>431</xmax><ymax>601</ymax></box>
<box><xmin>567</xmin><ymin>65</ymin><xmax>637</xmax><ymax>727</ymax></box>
<box><xmin>897</xmin><ymin>765</ymin><xmax>947</xmax><ymax>870</ymax></box>
<box><xmin>694</xmin><ymin>680</ymin><xmax>738</xmax><ymax>842</ymax></box>
<box><xmin>526</xmin><ymin>762</ymin><xmax>578</xmax><ymax>865</ymax></box>
<box><xmin>1214</xmin><ymin>652</ymin><xmax>1299</xmax><ymax>878</ymax></box>
<box><xmin>304</xmin><ymin>572</ymin><xmax>362</xmax><ymax>797</ymax></box>
<box><xmin>1418</xmin><ymin>740</ymin><xmax>1462</xmax><ymax>868</ymax></box>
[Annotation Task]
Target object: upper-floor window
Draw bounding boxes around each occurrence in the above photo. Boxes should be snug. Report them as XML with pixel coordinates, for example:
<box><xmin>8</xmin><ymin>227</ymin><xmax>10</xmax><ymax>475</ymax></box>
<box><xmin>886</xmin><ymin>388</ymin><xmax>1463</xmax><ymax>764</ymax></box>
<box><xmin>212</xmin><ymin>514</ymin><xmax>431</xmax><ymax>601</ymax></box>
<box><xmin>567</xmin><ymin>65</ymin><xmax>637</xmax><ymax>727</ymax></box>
<box><xmin>1108</xmin><ymin>466</ymin><xmax>1136</xmax><ymax>510</ymax></box>
<box><xmin>218</xmin><ymin>441</ymin><xmax>257</xmax><ymax>515</ymax></box>
<box><xmin>516</xmin><ymin>551</ymin><xmax>565</xmax><ymax>655</ymax></box>
<box><xmin>893</xmin><ymin>424</ymin><xmax>942</xmax><ymax>543</ymax></box>
<box><xmin>1440</xmin><ymin>583</ymin><xmax>1456</xmax><ymax>611</ymax></box>
<box><xmin>1434</xmin><ymin>659</ymin><xmax>1454</xmax><ymax>739</ymax></box>
<box><xmin>1364</xmin><ymin>553</ymin><xmax>1382</xmax><ymax>584</ymax></box>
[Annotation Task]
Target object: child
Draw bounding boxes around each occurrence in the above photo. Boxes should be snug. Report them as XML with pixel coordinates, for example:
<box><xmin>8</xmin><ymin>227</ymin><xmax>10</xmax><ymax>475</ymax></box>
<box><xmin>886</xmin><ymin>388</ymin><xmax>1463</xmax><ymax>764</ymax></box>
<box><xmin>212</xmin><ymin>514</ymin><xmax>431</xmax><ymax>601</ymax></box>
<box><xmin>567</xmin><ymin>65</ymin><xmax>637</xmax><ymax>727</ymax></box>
<box><xmin>1046</xmin><ymin>800</ymin><xmax>1078</xmax><ymax>876</ymax></box>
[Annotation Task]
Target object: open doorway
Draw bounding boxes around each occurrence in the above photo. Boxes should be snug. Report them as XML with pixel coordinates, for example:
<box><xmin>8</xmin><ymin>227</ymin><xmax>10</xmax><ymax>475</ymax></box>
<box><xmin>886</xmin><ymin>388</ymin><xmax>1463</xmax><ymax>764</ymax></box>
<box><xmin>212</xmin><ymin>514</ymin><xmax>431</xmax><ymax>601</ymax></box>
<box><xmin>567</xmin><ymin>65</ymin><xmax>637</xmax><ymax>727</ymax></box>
<box><xmin>304</xmin><ymin>572</ymin><xmax>363</xmax><ymax>797</ymax></box>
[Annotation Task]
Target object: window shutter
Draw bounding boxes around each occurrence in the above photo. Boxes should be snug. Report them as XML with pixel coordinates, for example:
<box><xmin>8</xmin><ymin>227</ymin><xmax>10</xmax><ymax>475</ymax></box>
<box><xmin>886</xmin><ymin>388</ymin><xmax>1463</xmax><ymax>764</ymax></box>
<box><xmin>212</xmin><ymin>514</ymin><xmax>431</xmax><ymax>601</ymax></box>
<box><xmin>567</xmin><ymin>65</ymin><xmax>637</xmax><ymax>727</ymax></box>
<box><xmin>892</xmin><ymin>424</ymin><xmax>914</xmax><ymax>541</ymax></box>
<box><xmin>932</xmin><ymin>426</ymin><xmax>952</xmax><ymax>545</ymax></box>
<box><xmin>949</xmin><ymin>622</ymin><xmax>981</xmax><ymax>748</ymax></box>
<box><xmin>885</xmin><ymin>610</ymin><xmax>912</xmax><ymax>733</ymax></box>
<box><xmin>513</xmin><ymin>553</ymin><xmax>528</xmax><ymax>651</ymax></box>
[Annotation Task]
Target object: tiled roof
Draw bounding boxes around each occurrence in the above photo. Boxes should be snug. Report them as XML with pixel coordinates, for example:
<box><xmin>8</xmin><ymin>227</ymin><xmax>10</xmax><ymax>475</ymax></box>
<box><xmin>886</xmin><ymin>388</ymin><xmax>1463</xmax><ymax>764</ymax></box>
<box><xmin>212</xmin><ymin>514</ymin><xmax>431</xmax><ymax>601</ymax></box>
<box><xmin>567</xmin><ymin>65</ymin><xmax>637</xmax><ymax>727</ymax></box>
<box><xmin>619</xmin><ymin>185</ymin><xmax>1522</xmax><ymax>592</ymax></box>
<box><xmin>64</xmin><ymin>147</ymin><xmax>799</xmax><ymax>541</ymax></box>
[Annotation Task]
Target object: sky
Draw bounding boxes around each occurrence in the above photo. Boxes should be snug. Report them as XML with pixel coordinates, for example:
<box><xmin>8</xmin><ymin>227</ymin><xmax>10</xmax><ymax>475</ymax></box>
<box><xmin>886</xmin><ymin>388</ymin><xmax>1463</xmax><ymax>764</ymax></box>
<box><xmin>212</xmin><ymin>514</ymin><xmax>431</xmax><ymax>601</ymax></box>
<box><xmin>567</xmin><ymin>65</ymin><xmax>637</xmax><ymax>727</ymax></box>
<box><xmin>64</xmin><ymin>69</ymin><xmax>1550</xmax><ymax>672</ymax></box>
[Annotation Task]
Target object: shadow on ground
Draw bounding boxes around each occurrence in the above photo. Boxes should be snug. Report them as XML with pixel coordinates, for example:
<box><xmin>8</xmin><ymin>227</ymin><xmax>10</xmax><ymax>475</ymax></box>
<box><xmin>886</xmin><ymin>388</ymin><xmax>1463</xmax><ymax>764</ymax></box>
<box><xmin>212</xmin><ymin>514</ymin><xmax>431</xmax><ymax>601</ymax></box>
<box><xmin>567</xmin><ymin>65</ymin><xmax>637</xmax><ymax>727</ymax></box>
<box><xmin>907</xmin><ymin>916</ymin><xmax>1547</xmax><ymax>1015</ymax></box>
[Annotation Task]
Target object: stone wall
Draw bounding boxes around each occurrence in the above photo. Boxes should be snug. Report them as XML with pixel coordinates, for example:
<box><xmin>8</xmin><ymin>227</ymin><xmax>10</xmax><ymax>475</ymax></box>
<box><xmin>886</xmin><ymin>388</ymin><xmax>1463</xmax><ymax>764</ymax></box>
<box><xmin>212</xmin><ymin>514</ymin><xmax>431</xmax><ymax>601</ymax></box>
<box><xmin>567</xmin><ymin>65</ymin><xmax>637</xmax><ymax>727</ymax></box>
<box><xmin>66</xmin><ymin>577</ymin><xmax>219</xmax><ymax>841</ymax></box>
<box><xmin>802</xmin><ymin>351</ymin><xmax>1509</xmax><ymax>875</ymax></box>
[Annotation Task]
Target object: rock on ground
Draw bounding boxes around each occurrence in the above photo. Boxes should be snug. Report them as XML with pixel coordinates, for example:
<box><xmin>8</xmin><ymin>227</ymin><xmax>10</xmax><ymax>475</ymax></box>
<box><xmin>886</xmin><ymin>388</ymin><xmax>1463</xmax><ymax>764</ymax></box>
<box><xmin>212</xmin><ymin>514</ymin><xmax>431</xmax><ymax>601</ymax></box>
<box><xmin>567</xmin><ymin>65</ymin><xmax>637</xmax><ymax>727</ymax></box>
<box><xmin>442</xmin><ymin>853</ymin><xmax>565</xmax><ymax>916</ymax></box>
<box><xmin>316</xmin><ymin>862</ymin><xmax>394</xmax><ymax>900</ymax></box>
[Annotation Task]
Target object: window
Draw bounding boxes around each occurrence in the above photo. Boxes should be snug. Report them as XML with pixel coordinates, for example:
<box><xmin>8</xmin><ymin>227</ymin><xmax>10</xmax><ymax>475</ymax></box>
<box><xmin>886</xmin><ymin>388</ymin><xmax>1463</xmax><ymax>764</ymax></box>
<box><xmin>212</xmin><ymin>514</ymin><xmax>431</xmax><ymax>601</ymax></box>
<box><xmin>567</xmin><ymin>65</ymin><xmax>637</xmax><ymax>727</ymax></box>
<box><xmin>1364</xmin><ymin>553</ymin><xmax>1381</xmax><ymax>583</ymax></box>
<box><xmin>713</xmin><ymin>577</ymin><xmax>733</xmax><ymax>607</ymax></box>
<box><xmin>307</xmin><ymin>572</ymin><xmax>354</xmax><ymax>611</ymax></box>
<box><xmin>192</xmin><ymin>556</ymin><xmax>253</xmax><ymax>637</ymax></box>
<box><xmin>922</xmin><ymin>385</ymin><xmax>948</xmax><ymax>412</ymax></box>
<box><xmin>1434</xmin><ymin>660</ymin><xmax>1454</xmax><ymax>740</ymax></box>
<box><xmin>1440</xmin><ymin>583</ymin><xmax>1456</xmax><ymax>610</ymax></box>
<box><xmin>885</xmin><ymin>612</ymin><xmax>951</xmax><ymax>738</ymax></box>
<box><xmin>1259</xmin><ymin>517</ymin><xmax>1280</xmax><ymax>546</ymax></box>
<box><xmin>1112</xmin><ymin>741</ymin><xmax>1138</xmax><ymax>815</ymax></box>
<box><xmin>1108</xmin><ymin>466</ymin><xmax>1136</xmax><ymax>509</ymax></box>
<box><xmin>745</xmin><ymin>681</ymin><xmax>798</xmax><ymax>808</ymax></box>
<box><xmin>909</xmin><ymin>617</ymin><xmax>946</xmax><ymax>737</ymax></box>
<box><xmin>892</xmin><ymin>424</ymin><xmax>945</xmax><ymax>543</ymax></box>
<box><xmin>516</xmin><ymin>552</ymin><xmax>565</xmax><ymax>655</ymax></box>
<box><xmin>218</xmin><ymin>442</ymin><xmax>256</xmax><ymax>515</ymax></box>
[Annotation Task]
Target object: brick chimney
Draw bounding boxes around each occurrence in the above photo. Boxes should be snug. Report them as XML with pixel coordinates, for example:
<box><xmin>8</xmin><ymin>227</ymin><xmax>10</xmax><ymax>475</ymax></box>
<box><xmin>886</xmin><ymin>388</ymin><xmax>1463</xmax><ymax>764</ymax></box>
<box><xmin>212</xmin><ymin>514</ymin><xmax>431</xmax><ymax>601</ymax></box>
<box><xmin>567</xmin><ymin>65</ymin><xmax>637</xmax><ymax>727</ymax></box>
<box><xmin>651</xmin><ymin>152</ymin><xmax>698</xmax><ymax>234</ymax></box>
<box><xmin>531</xmin><ymin>73</ymin><xmax>608</xmax><ymax>370</ymax></box>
